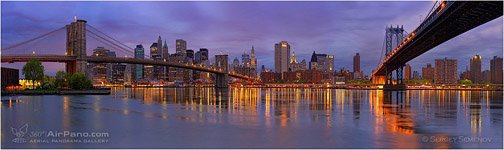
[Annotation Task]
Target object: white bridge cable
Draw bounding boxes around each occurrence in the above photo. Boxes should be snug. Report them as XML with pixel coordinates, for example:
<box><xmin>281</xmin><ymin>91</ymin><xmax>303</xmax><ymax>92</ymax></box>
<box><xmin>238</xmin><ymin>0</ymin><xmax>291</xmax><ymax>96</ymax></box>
<box><xmin>1</xmin><ymin>26</ymin><xmax>65</xmax><ymax>51</ymax></box>
<box><xmin>86</xmin><ymin>30</ymin><xmax>135</xmax><ymax>57</ymax></box>
<box><xmin>87</xmin><ymin>33</ymin><xmax>133</xmax><ymax>57</ymax></box>
<box><xmin>86</xmin><ymin>24</ymin><xmax>150</xmax><ymax>58</ymax></box>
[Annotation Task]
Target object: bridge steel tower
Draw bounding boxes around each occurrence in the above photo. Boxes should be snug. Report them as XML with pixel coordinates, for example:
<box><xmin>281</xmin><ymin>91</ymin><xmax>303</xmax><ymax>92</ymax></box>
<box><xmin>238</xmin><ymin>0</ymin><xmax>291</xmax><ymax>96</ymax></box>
<box><xmin>384</xmin><ymin>25</ymin><xmax>406</xmax><ymax>90</ymax></box>
<box><xmin>66</xmin><ymin>19</ymin><xmax>87</xmax><ymax>76</ymax></box>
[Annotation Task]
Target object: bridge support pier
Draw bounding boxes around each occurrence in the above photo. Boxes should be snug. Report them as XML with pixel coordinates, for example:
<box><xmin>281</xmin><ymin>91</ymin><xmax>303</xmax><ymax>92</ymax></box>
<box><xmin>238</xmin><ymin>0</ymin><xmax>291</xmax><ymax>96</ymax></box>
<box><xmin>215</xmin><ymin>73</ymin><xmax>229</xmax><ymax>88</ymax></box>
<box><xmin>382</xmin><ymin>65</ymin><xmax>406</xmax><ymax>91</ymax></box>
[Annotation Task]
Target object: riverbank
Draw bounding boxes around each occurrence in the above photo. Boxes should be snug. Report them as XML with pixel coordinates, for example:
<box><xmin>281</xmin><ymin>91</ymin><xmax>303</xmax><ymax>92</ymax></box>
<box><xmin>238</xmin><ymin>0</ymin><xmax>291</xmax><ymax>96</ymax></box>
<box><xmin>1</xmin><ymin>89</ymin><xmax>111</xmax><ymax>96</ymax></box>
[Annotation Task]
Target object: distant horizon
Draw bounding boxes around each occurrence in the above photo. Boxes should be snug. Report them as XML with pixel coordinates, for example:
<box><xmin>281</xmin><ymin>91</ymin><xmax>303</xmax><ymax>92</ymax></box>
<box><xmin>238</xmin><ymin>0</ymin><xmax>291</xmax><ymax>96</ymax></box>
<box><xmin>1</xmin><ymin>1</ymin><xmax>502</xmax><ymax>77</ymax></box>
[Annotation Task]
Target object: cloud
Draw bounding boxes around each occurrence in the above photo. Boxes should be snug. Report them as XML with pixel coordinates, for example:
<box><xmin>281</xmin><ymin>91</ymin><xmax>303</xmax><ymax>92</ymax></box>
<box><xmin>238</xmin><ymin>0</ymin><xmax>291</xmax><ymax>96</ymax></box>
<box><xmin>1</xmin><ymin>1</ymin><xmax>501</xmax><ymax>77</ymax></box>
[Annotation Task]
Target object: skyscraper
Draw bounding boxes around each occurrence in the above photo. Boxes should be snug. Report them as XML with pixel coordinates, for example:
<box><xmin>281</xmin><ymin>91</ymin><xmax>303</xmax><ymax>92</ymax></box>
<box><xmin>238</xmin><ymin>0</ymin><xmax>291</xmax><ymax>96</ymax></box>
<box><xmin>176</xmin><ymin>39</ymin><xmax>187</xmax><ymax>54</ymax></box>
<box><xmin>90</xmin><ymin>47</ymin><xmax>112</xmax><ymax>85</ymax></box>
<box><xmin>434</xmin><ymin>57</ymin><xmax>458</xmax><ymax>84</ymax></box>
<box><xmin>162</xmin><ymin>40</ymin><xmax>169</xmax><ymax>60</ymax></box>
<box><xmin>274</xmin><ymin>41</ymin><xmax>290</xmax><ymax>76</ymax></box>
<box><xmin>353</xmin><ymin>53</ymin><xmax>360</xmax><ymax>73</ymax></box>
<box><xmin>482</xmin><ymin>70</ymin><xmax>491</xmax><ymax>83</ymax></box>
<box><xmin>422</xmin><ymin>64</ymin><xmax>434</xmax><ymax>82</ymax></box>
<box><xmin>242</xmin><ymin>51</ymin><xmax>250</xmax><ymax>67</ymax></box>
<box><xmin>470</xmin><ymin>55</ymin><xmax>482</xmax><ymax>83</ymax></box>
<box><xmin>309</xmin><ymin>51</ymin><xmax>333</xmax><ymax>72</ymax></box>
<box><xmin>490</xmin><ymin>56</ymin><xmax>503</xmax><ymax>84</ymax></box>
<box><xmin>250</xmin><ymin>46</ymin><xmax>257</xmax><ymax>69</ymax></box>
<box><xmin>134</xmin><ymin>44</ymin><xmax>144</xmax><ymax>80</ymax></box>
<box><xmin>404</xmin><ymin>64</ymin><xmax>411</xmax><ymax>80</ymax></box>
<box><xmin>157</xmin><ymin>36</ymin><xmax>163</xmax><ymax>57</ymax></box>
<box><xmin>353</xmin><ymin>53</ymin><xmax>361</xmax><ymax>79</ymax></box>
<box><xmin>150</xmin><ymin>42</ymin><xmax>163</xmax><ymax>80</ymax></box>
<box><xmin>199</xmin><ymin>48</ymin><xmax>209</xmax><ymax>61</ymax></box>
<box><xmin>162</xmin><ymin>40</ymin><xmax>169</xmax><ymax>82</ymax></box>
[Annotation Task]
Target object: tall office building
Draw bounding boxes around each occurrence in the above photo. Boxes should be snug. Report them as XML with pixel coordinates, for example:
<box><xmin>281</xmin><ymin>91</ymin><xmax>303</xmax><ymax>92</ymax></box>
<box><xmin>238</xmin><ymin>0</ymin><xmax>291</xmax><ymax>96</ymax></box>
<box><xmin>242</xmin><ymin>51</ymin><xmax>251</xmax><ymax>67</ymax></box>
<box><xmin>200</xmin><ymin>48</ymin><xmax>209</xmax><ymax>61</ymax></box>
<box><xmin>309</xmin><ymin>51</ymin><xmax>334</xmax><ymax>72</ymax></box>
<box><xmin>250</xmin><ymin>46</ymin><xmax>257</xmax><ymax>70</ymax></box>
<box><xmin>215</xmin><ymin>54</ymin><xmax>229</xmax><ymax>72</ymax></box>
<box><xmin>90</xmin><ymin>47</ymin><xmax>112</xmax><ymax>85</ymax></box>
<box><xmin>353</xmin><ymin>53</ymin><xmax>360</xmax><ymax>73</ymax></box>
<box><xmin>133</xmin><ymin>44</ymin><xmax>144</xmax><ymax>80</ymax></box>
<box><xmin>162</xmin><ymin>40</ymin><xmax>169</xmax><ymax>60</ymax></box>
<box><xmin>490</xmin><ymin>56</ymin><xmax>503</xmax><ymax>84</ymax></box>
<box><xmin>150</xmin><ymin>42</ymin><xmax>163</xmax><ymax>80</ymax></box>
<box><xmin>168</xmin><ymin>53</ymin><xmax>185</xmax><ymax>82</ymax></box>
<box><xmin>434</xmin><ymin>57</ymin><xmax>458</xmax><ymax>84</ymax></box>
<box><xmin>470</xmin><ymin>55</ymin><xmax>482</xmax><ymax>83</ymax></box>
<box><xmin>404</xmin><ymin>64</ymin><xmax>411</xmax><ymax>80</ymax></box>
<box><xmin>274</xmin><ymin>41</ymin><xmax>290</xmax><ymax>76</ymax></box>
<box><xmin>111</xmin><ymin>64</ymin><xmax>127</xmax><ymax>84</ymax></box>
<box><xmin>157</xmin><ymin>36</ymin><xmax>163</xmax><ymax>57</ymax></box>
<box><xmin>482</xmin><ymin>70</ymin><xmax>491</xmax><ymax>83</ymax></box>
<box><xmin>422</xmin><ymin>64</ymin><xmax>435</xmax><ymax>82</ymax></box>
<box><xmin>353</xmin><ymin>53</ymin><xmax>362</xmax><ymax>79</ymax></box>
<box><xmin>162</xmin><ymin>40</ymin><xmax>169</xmax><ymax>81</ymax></box>
<box><xmin>176</xmin><ymin>39</ymin><xmax>187</xmax><ymax>54</ymax></box>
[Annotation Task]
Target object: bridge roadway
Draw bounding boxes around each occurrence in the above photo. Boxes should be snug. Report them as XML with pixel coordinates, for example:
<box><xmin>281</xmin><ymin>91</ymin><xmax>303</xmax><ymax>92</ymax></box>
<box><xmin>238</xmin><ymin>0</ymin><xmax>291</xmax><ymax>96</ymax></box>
<box><xmin>373</xmin><ymin>1</ymin><xmax>503</xmax><ymax>76</ymax></box>
<box><xmin>1</xmin><ymin>54</ymin><xmax>259</xmax><ymax>82</ymax></box>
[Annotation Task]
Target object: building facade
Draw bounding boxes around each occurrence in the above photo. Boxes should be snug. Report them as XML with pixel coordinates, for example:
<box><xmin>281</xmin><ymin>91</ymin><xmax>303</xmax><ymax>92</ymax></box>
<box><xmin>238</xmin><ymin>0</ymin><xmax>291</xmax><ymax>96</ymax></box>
<box><xmin>470</xmin><ymin>55</ymin><xmax>482</xmax><ymax>83</ymax></box>
<box><xmin>434</xmin><ymin>57</ymin><xmax>458</xmax><ymax>84</ymax></box>
<box><xmin>274</xmin><ymin>41</ymin><xmax>290</xmax><ymax>77</ymax></box>
<box><xmin>176</xmin><ymin>39</ymin><xmax>187</xmax><ymax>54</ymax></box>
<box><xmin>309</xmin><ymin>51</ymin><xmax>334</xmax><ymax>72</ymax></box>
<box><xmin>133</xmin><ymin>44</ymin><xmax>144</xmax><ymax>81</ymax></box>
<box><xmin>289</xmin><ymin>51</ymin><xmax>307</xmax><ymax>72</ymax></box>
<box><xmin>150</xmin><ymin>42</ymin><xmax>164</xmax><ymax>81</ymax></box>
<box><xmin>422</xmin><ymin>64</ymin><xmax>434</xmax><ymax>82</ymax></box>
<box><xmin>490</xmin><ymin>56</ymin><xmax>503</xmax><ymax>84</ymax></box>
<box><xmin>404</xmin><ymin>64</ymin><xmax>411</xmax><ymax>80</ymax></box>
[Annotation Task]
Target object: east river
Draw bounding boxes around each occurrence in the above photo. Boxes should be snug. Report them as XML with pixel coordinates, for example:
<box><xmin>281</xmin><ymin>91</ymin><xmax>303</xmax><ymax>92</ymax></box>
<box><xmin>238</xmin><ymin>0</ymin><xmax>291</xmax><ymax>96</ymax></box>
<box><xmin>1</xmin><ymin>87</ymin><xmax>502</xmax><ymax>148</ymax></box>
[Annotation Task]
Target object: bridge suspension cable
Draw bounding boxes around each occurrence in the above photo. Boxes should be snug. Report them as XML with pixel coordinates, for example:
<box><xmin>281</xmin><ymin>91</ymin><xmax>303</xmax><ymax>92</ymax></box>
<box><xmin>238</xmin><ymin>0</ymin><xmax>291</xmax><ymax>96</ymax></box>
<box><xmin>86</xmin><ymin>24</ymin><xmax>150</xmax><ymax>58</ymax></box>
<box><xmin>87</xmin><ymin>32</ymin><xmax>134</xmax><ymax>57</ymax></box>
<box><xmin>1</xmin><ymin>26</ymin><xmax>65</xmax><ymax>51</ymax></box>
<box><xmin>86</xmin><ymin>29</ymin><xmax>135</xmax><ymax>56</ymax></box>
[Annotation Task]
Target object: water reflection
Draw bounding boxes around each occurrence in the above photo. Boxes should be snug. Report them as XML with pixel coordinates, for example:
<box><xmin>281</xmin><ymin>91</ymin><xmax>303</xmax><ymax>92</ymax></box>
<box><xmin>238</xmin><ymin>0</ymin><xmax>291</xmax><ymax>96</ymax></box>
<box><xmin>2</xmin><ymin>88</ymin><xmax>502</xmax><ymax>148</ymax></box>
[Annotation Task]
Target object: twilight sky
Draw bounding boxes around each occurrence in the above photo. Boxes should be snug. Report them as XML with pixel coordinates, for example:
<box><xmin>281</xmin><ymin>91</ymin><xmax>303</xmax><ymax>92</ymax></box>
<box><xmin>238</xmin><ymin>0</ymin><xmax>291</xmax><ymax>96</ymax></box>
<box><xmin>1</xmin><ymin>1</ymin><xmax>502</xmax><ymax>76</ymax></box>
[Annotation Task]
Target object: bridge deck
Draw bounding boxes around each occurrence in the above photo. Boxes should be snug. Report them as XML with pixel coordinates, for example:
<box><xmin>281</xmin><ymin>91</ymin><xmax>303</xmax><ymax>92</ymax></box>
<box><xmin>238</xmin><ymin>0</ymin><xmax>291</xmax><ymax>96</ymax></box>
<box><xmin>374</xmin><ymin>1</ymin><xmax>502</xmax><ymax>76</ymax></box>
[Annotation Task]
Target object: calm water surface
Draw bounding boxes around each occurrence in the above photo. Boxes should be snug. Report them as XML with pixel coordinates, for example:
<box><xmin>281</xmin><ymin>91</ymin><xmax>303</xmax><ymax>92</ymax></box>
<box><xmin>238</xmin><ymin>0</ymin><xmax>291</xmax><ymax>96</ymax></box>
<box><xmin>2</xmin><ymin>88</ymin><xmax>503</xmax><ymax>148</ymax></box>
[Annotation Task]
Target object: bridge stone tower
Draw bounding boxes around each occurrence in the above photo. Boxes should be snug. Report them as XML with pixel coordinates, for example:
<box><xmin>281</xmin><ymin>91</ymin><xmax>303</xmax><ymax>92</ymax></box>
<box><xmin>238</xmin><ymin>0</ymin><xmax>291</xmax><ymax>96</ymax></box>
<box><xmin>66</xmin><ymin>19</ymin><xmax>87</xmax><ymax>75</ymax></box>
<box><xmin>214</xmin><ymin>54</ymin><xmax>229</xmax><ymax>88</ymax></box>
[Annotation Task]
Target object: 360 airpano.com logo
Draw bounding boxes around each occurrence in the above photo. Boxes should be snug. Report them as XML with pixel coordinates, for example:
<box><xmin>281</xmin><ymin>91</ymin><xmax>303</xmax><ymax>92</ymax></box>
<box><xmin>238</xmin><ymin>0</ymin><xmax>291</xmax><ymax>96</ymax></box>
<box><xmin>11</xmin><ymin>123</ymin><xmax>110</xmax><ymax>144</ymax></box>
<box><xmin>11</xmin><ymin>124</ymin><xmax>29</xmax><ymax>143</ymax></box>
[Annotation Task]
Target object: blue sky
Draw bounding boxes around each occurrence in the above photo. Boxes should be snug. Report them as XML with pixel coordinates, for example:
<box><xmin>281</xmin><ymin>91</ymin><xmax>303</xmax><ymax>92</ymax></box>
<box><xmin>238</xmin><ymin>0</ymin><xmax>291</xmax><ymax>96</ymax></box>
<box><xmin>1</xmin><ymin>1</ymin><xmax>502</xmax><ymax>76</ymax></box>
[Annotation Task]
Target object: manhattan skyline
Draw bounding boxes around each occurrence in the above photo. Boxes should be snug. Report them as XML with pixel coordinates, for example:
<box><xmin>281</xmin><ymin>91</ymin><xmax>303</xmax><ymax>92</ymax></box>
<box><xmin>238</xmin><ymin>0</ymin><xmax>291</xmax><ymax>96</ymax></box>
<box><xmin>1</xmin><ymin>1</ymin><xmax>502</xmax><ymax>76</ymax></box>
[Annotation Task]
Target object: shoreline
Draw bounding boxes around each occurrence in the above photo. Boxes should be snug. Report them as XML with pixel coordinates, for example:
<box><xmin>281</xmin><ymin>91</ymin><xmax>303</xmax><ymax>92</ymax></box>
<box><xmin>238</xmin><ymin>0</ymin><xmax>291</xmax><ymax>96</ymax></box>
<box><xmin>1</xmin><ymin>89</ymin><xmax>111</xmax><ymax>96</ymax></box>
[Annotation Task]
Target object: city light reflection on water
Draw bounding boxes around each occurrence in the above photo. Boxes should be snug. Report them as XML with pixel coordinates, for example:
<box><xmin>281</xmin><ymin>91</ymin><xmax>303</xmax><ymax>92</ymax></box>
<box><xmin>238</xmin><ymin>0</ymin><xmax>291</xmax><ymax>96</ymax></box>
<box><xmin>1</xmin><ymin>87</ymin><xmax>502</xmax><ymax>148</ymax></box>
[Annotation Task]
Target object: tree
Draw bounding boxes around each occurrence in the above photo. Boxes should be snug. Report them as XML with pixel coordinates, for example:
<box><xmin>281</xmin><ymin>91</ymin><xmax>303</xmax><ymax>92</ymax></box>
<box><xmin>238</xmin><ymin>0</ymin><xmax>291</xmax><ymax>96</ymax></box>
<box><xmin>461</xmin><ymin>79</ymin><xmax>473</xmax><ymax>85</ymax></box>
<box><xmin>54</xmin><ymin>71</ymin><xmax>67</xmax><ymax>88</ymax></box>
<box><xmin>22</xmin><ymin>59</ymin><xmax>44</xmax><ymax>89</ymax></box>
<box><xmin>69</xmin><ymin>72</ymin><xmax>93</xmax><ymax>90</ymax></box>
<box><xmin>42</xmin><ymin>75</ymin><xmax>56</xmax><ymax>89</ymax></box>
